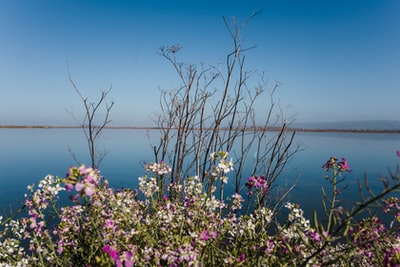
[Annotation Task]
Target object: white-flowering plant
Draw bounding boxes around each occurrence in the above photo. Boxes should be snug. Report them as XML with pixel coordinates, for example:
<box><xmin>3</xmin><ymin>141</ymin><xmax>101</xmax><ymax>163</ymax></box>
<box><xmin>0</xmin><ymin>153</ymin><xmax>399</xmax><ymax>266</ymax></box>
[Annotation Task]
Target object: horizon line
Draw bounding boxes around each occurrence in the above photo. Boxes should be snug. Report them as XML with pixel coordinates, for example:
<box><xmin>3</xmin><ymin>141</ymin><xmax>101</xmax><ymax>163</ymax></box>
<box><xmin>1</xmin><ymin>125</ymin><xmax>400</xmax><ymax>134</ymax></box>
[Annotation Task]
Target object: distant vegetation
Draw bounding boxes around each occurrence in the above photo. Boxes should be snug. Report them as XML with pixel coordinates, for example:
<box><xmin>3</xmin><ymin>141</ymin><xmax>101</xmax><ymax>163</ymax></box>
<box><xmin>2</xmin><ymin>121</ymin><xmax>400</xmax><ymax>134</ymax></box>
<box><xmin>293</xmin><ymin>120</ymin><xmax>400</xmax><ymax>131</ymax></box>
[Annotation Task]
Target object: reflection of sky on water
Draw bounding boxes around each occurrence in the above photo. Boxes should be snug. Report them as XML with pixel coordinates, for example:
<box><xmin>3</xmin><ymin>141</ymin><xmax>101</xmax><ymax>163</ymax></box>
<box><xmin>1</xmin><ymin>129</ymin><xmax>399</xmax><ymax>220</ymax></box>
<box><xmin>287</xmin><ymin>132</ymin><xmax>400</xmax><ymax>218</ymax></box>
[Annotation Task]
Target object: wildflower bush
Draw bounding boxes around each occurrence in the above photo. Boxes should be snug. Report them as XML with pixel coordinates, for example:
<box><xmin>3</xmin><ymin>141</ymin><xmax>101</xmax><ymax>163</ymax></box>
<box><xmin>1</xmin><ymin>153</ymin><xmax>400</xmax><ymax>266</ymax></box>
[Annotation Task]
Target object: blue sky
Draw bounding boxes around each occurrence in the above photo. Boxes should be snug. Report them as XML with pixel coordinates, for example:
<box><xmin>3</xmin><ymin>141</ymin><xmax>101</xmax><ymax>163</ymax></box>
<box><xmin>0</xmin><ymin>0</ymin><xmax>399</xmax><ymax>126</ymax></box>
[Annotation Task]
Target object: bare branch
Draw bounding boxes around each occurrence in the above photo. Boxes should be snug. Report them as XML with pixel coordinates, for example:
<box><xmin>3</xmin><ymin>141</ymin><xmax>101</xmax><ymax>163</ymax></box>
<box><xmin>150</xmin><ymin>13</ymin><xmax>300</xmax><ymax>211</ymax></box>
<box><xmin>66</xmin><ymin>65</ymin><xmax>114</xmax><ymax>169</ymax></box>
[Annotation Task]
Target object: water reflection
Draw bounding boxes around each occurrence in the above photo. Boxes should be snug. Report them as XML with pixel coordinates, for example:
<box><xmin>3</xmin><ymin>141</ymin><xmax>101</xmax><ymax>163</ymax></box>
<box><xmin>0</xmin><ymin>129</ymin><xmax>399</xmax><ymax>221</ymax></box>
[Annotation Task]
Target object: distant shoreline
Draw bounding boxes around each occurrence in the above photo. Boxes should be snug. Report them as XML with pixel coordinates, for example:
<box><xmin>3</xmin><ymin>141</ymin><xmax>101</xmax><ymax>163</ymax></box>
<box><xmin>1</xmin><ymin>125</ymin><xmax>400</xmax><ymax>134</ymax></box>
<box><xmin>0</xmin><ymin>125</ymin><xmax>158</xmax><ymax>130</ymax></box>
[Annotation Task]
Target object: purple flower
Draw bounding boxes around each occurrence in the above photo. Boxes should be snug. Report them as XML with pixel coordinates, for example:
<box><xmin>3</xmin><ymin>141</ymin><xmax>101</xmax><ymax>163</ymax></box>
<box><xmin>322</xmin><ymin>231</ymin><xmax>329</xmax><ymax>238</ymax></box>
<box><xmin>264</xmin><ymin>239</ymin><xmax>275</xmax><ymax>254</ymax></box>
<box><xmin>84</xmin><ymin>185</ymin><xmax>95</xmax><ymax>196</ymax></box>
<box><xmin>309</xmin><ymin>231</ymin><xmax>322</xmax><ymax>243</ymax></box>
<box><xmin>65</xmin><ymin>183</ymin><xmax>73</xmax><ymax>192</ymax></box>
<box><xmin>103</xmin><ymin>245</ymin><xmax>111</xmax><ymax>253</ymax></box>
<box><xmin>322</xmin><ymin>156</ymin><xmax>337</xmax><ymax>171</ymax></box>
<box><xmin>211</xmin><ymin>231</ymin><xmax>217</xmax><ymax>239</ymax></box>
<box><xmin>245</xmin><ymin>176</ymin><xmax>255</xmax><ymax>189</ymax></box>
<box><xmin>104</xmin><ymin>219</ymin><xmax>114</xmax><ymax>229</ymax></box>
<box><xmin>199</xmin><ymin>230</ymin><xmax>210</xmax><ymax>241</ymax></box>
<box><xmin>384</xmin><ymin>247</ymin><xmax>400</xmax><ymax>266</ymax></box>
<box><xmin>337</xmin><ymin>157</ymin><xmax>351</xmax><ymax>172</ymax></box>
<box><xmin>109</xmin><ymin>248</ymin><xmax>120</xmax><ymax>261</ymax></box>
<box><xmin>103</xmin><ymin>245</ymin><xmax>120</xmax><ymax>261</ymax></box>
<box><xmin>124</xmin><ymin>251</ymin><xmax>134</xmax><ymax>267</ymax></box>
<box><xmin>245</xmin><ymin>176</ymin><xmax>268</xmax><ymax>190</ymax></box>
<box><xmin>397</xmin><ymin>150</ymin><xmax>400</xmax><ymax>157</ymax></box>
<box><xmin>323</xmin><ymin>156</ymin><xmax>351</xmax><ymax>173</ymax></box>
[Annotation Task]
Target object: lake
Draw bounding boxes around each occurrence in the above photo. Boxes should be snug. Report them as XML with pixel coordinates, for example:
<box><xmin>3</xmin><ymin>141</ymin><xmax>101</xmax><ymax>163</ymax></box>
<box><xmin>1</xmin><ymin>128</ymin><xmax>399</xmax><ymax>219</ymax></box>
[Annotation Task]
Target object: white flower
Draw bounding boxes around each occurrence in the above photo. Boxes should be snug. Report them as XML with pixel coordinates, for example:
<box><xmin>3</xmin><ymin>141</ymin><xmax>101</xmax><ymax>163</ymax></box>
<box><xmin>138</xmin><ymin>176</ymin><xmax>159</xmax><ymax>197</ymax></box>
<box><xmin>220</xmin><ymin>176</ymin><xmax>228</xmax><ymax>184</ymax></box>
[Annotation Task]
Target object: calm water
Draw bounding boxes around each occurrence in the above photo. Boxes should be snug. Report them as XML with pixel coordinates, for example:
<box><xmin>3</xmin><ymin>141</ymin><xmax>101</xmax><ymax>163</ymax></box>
<box><xmin>1</xmin><ymin>128</ymin><xmax>399</xmax><ymax>219</ymax></box>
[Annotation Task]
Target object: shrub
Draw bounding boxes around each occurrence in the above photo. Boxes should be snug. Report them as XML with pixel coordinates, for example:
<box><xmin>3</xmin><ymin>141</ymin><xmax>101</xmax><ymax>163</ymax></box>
<box><xmin>1</xmin><ymin>154</ymin><xmax>399</xmax><ymax>266</ymax></box>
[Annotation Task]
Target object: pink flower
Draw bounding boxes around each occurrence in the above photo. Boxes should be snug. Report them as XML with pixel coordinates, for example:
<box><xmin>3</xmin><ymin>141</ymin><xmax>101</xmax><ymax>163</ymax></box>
<box><xmin>211</xmin><ymin>231</ymin><xmax>217</xmax><ymax>239</ymax></box>
<box><xmin>75</xmin><ymin>182</ymin><xmax>84</xmax><ymax>192</ymax></box>
<box><xmin>109</xmin><ymin>248</ymin><xmax>120</xmax><ymax>261</ymax></box>
<box><xmin>103</xmin><ymin>245</ymin><xmax>120</xmax><ymax>261</ymax></box>
<box><xmin>309</xmin><ymin>231</ymin><xmax>322</xmax><ymax>243</ymax></box>
<box><xmin>84</xmin><ymin>185</ymin><xmax>95</xmax><ymax>196</ymax></box>
<box><xmin>245</xmin><ymin>176</ymin><xmax>268</xmax><ymax>191</ymax></box>
<box><xmin>65</xmin><ymin>183</ymin><xmax>73</xmax><ymax>192</ymax></box>
<box><xmin>124</xmin><ymin>251</ymin><xmax>134</xmax><ymax>267</ymax></box>
<box><xmin>199</xmin><ymin>230</ymin><xmax>210</xmax><ymax>241</ymax></box>
<box><xmin>104</xmin><ymin>219</ymin><xmax>114</xmax><ymax>229</ymax></box>
<box><xmin>338</xmin><ymin>157</ymin><xmax>351</xmax><ymax>172</ymax></box>
<box><xmin>322</xmin><ymin>157</ymin><xmax>337</xmax><ymax>171</ymax></box>
<box><xmin>103</xmin><ymin>245</ymin><xmax>110</xmax><ymax>253</ymax></box>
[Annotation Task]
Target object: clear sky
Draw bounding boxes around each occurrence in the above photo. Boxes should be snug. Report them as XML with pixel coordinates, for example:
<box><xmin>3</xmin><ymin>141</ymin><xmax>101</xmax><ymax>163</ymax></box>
<box><xmin>1</xmin><ymin>0</ymin><xmax>399</xmax><ymax>126</ymax></box>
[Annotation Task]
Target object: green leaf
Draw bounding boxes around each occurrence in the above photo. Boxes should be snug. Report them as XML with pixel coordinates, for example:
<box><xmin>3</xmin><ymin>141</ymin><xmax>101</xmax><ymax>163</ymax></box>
<box><xmin>313</xmin><ymin>210</ymin><xmax>319</xmax><ymax>232</ymax></box>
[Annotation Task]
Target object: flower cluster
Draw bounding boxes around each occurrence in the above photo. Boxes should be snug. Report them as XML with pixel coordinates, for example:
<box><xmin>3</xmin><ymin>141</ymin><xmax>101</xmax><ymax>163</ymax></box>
<box><xmin>245</xmin><ymin>175</ymin><xmax>268</xmax><ymax>195</ymax></box>
<box><xmin>209</xmin><ymin>151</ymin><xmax>234</xmax><ymax>183</ymax></box>
<box><xmin>138</xmin><ymin>175</ymin><xmax>159</xmax><ymax>197</ymax></box>
<box><xmin>284</xmin><ymin>203</ymin><xmax>310</xmax><ymax>229</ymax></box>
<box><xmin>230</xmin><ymin>192</ymin><xmax>244</xmax><ymax>211</ymax></box>
<box><xmin>0</xmin><ymin>153</ymin><xmax>400</xmax><ymax>266</ymax></box>
<box><xmin>348</xmin><ymin>216</ymin><xmax>399</xmax><ymax>266</ymax></box>
<box><xmin>64</xmin><ymin>165</ymin><xmax>103</xmax><ymax>198</ymax></box>
<box><xmin>145</xmin><ymin>160</ymin><xmax>172</xmax><ymax>176</ymax></box>
<box><xmin>384</xmin><ymin>247</ymin><xmax>400</xmax><ymax>267</ymax></box>
<box><xmin>37</xmin><ymin>174</ymin><xmax>65</xmax><ymax>197</ymax></box>
<box><xmin>22</xmin><ymin>175</ymin><xmax>65</xmax><ymax>248</ymax></box>
<box><xmin>382</xmin><ymin>196</ymin><xmax>400</xmax><ymax>233</ymax></box>
<box><xmin>0</xmin><ymin>216</ymin><xmax>29</xmax><ymax>266</ymax></box>
<box><xmin>322</xmin><ymin>156</ymin><xmax>351</xmax><ymax>173</ymax></box>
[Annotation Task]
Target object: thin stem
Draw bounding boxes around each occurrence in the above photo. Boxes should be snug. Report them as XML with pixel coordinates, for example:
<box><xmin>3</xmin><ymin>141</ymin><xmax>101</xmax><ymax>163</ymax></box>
<box><xmin>327</xmin><ymin>166</ymin><xmax>338</xmax><ymax>233</ymax></box>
